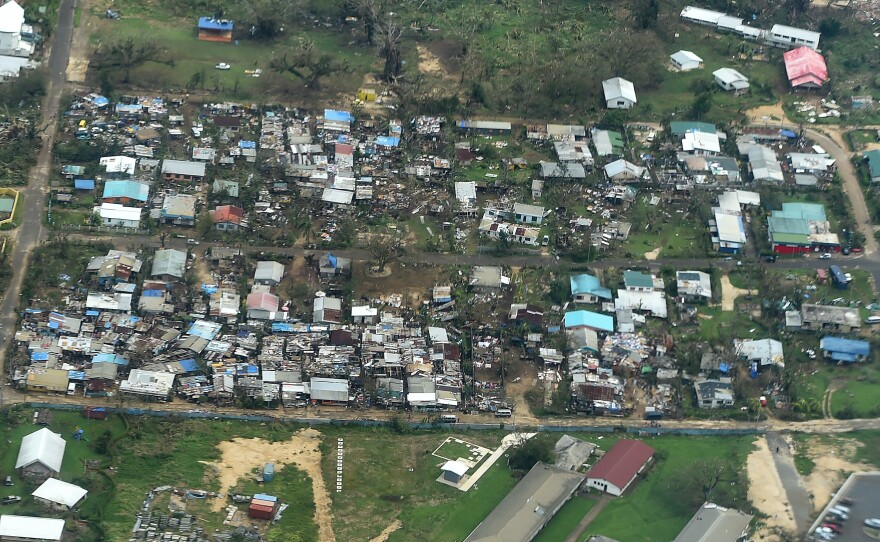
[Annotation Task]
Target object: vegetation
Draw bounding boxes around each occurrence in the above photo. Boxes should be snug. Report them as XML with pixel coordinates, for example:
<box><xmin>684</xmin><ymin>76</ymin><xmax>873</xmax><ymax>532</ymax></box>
<box><xmin>507</xmin><ymin>434</ymin><xmax>554</xmax><ymax>471</ymax></box>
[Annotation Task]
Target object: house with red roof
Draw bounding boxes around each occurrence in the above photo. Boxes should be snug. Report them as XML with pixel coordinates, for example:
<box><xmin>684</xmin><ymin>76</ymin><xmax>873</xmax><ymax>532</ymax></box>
<box><xmin>585</xmin><ymin>439</ymin><xmax>654</xmax><ymax>496</ymax></box>
<box><xmin>211</xmin><ymin>205</ymin><xmax>244</xmax><ymax>231</ymax></box>
<box><xmin>783</xmin><ymin>46</ymin><xmax>828</xmax><ymax>89</ymax></box>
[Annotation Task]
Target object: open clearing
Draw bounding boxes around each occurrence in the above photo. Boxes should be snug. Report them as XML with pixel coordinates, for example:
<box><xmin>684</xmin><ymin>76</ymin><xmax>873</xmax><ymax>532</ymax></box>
<box><xmin>720</xmin><ymin>274</ymin><xmax>756</xmax><ymax>311</ymax></box>
<box><xmin>202</xmin><ymin>429</ymin><xmax>335</xmax><ymax>541</ymax></box>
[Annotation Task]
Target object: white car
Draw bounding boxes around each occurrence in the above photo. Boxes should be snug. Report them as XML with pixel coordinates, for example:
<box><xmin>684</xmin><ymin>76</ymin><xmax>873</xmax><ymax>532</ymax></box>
<box><xmin>819</xmin><ymin>253</ymin><xmax>832</xmax><ymax>259</ymax></box>
<box><xmin>215</xmin><ymin>63</ymin><xmax>231</xmax><ymax>70</ymax></box>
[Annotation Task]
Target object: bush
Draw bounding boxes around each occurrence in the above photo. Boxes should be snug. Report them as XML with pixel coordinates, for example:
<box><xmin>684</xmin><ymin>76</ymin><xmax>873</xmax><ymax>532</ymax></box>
<box><xmin>507</xmin><ymin>436</ymin><xmax>553</xmax><ymax>471</ymax></box>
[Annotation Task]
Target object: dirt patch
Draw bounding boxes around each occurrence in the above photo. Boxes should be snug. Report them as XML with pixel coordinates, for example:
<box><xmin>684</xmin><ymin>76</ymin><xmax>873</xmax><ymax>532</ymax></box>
<box><xmin>720</xmin><ymin>275</ymin><xmax>756</xmax><ymax>311</ymax></box>
<box><xmin>202</xmin><ymin>429</ymin><xmax>335</xmax><ymax>542</ymax></box>
<box><xmin>644</xmin><ymin>247</ymin><xmax>661</xmax><ymax>260</ymax></box>
<box><xmin>369</xmin><ymin>519</ymin><xmax>403</xmax><ymax>542</ymax></box>
<box><xmin>66</xmin><ymin>0</ymin><xmax>93</xmax><ymax>83</ymax></box>
<box><xmin>796</xmin><ymin>436</ymin><xmax>871</xmax><ymax>512</ymax></box>
<box><xmin>748</xmin><ymin>438</ymin><xmax>797</xmax><ymax>538</ymax></box>
<box><xmin>746</xmin><ymin>102</ymin><xmax>790</xmax><ymax>124</ymax></box>
<box><xmin>417</xmin><ymin>44</ymin><xmax>449</xmax><ymax>78</ymax></box>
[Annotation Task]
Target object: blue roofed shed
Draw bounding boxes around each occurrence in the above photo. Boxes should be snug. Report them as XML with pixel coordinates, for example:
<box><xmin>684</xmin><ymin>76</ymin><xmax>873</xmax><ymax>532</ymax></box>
<box><xmin>820</xmin><ymin>336</ymin><xmax>870</xmax><ymax>363</ymax></box>
<box><xmin>198</xmin><ymin>17</ymin><xmax>234</xmax><ymax>42</ymax></box>
<box><xmin>74</xmin><ymin>179</ymin><xmax>95</xmax><ymax>190</ymax></box>
<box><xmin>564</xmin><ymin>310</ymin><xmax>614</xmax><ymax>333</ymax></box>
<box><xmin>103</xmin><ymin>180</ymin><xmax>149</xmax><ymax>203</ymax></box>
<box><xmin>570</xmin><ymin>273</ymin><xmax>613</xmax><ymax>303</ymax></box>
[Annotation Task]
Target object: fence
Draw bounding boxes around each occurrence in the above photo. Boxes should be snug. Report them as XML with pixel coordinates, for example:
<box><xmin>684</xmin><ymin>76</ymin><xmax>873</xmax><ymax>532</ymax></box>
<box><xmin>23</xmin><ymin>402</ymin><xmax>770</xmax><ymax>436</ymax></box>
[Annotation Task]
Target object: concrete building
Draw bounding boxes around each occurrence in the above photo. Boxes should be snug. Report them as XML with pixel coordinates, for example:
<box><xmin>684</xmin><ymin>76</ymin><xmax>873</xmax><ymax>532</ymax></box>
<box><xmin>585</xmin><ymin>440</ymin><xmax>654</xmax><ymax>496</ymax></box>
<box><xmin>464</xmin><ymin>462</ymin><xmax>584</xmax><ymax>542</ymax></box>
<box><xmin>673</xmin><ymin>502</ymin><xmax>752</xmax><ymax>542</ymax></box>
<box><xmin>694</xmin><ymin>378</ymin><xmax>735</xmax><ymax>409</ymax></box>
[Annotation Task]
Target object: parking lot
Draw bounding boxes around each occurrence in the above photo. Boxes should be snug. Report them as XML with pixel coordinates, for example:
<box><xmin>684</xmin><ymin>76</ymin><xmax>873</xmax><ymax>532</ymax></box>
<box><xmin>807</xmin><ymin>472</ymin><xmax>880</xmax><ymax>541</ymax></box>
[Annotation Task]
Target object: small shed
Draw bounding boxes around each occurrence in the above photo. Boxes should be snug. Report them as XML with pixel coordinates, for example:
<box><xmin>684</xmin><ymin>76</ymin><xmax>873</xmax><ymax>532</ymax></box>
<box><xmin>197</xmin><ymin>17</ymin><xmax>233</xmax><ymax>43</ymax></box>
<box><xmin>249</xmin><ymin>493</ymin><xmax>278</xmax><ymax>520</ymax></box>
<box><xmin>440</xmin><ymin>460</ymin><xmax>468</xmax><ymax>484</ymax></box>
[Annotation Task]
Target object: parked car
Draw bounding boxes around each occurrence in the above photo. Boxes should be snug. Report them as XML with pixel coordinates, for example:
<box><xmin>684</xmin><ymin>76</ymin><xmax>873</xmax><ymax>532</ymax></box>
<box><xmin>215</xmin><ymin>63</ymin><xmax>231</xmax><ymax>70</ymax></box>
<box><xmin>764</xmin><ymin>255</ymin><xmax>777</xmax><ymax>263</ymax></box>
<box><xmin>821</xmin><ymin>523</ymin><xmax>842</xmax><ymax>534</ymax></box>
<box><xmin>851</xmin><ymin>247</ymin><xmax>863</xmax><ymax>253</ymax></box>
<box><xmin>865</xmin><ymin>518</ymin><xmax>880</xmax><ymax>529</ymax></box>
<box><xmin>841</xmin><ymin>246</ymin><xmax>851</xmax><ymax>255</ymax></box>
<box><xmin>186</xmin><ymin>238</ymin><xmax>199</xmax><ymax>245</ymax></box>
<box><xmin>819</xmin><ymin>253</ymin><xmax>832</xmax><ymax>259</ymax></box>
<box><xmin>1</xmin><ymin>496</ymin><xmax>20</xmax><ymax>505</ymax></box>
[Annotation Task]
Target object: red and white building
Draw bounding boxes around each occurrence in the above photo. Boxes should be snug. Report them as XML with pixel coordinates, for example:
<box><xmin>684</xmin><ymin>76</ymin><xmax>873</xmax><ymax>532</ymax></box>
<box><xmin>783</xmin><ymin>46</ymin><xmax>828</xmax><ymax>89</ymax></box>
<box><xmin>585</xmin><ymin>439</ymin><xmax>655</xmax><ymax>496</ymax></box>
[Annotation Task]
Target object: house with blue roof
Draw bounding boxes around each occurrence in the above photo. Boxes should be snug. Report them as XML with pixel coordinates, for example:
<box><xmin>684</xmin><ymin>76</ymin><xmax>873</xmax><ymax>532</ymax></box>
<box><xmin>102</xmin><ymin>180</ymin><xmax>149</xmax><ymax>205</ymax></box>
<box><xmin>564</xmin><ymin>310</ymin><xmax>614</xmax><ymax>333</ymax></box>
<box><xmin>820</xmin><ymin>336</ymin><xmax>870</xmax><ymax>363</ymax></box>
<box><xmin>623</xmin><ymin>271</ymin><xmax>656</xmax><ymax>292</ymax></box>
<box><xmin>570</xmin><ymin>273</ymin><xmax>612</xmax><ymax>304</ymax></box>
<box><xmin>197</xmin><ymin>17</ymin><xmax>233</xmax><ymax>43</ymax></box>
<box><xmin>864</xmin><ymin>149</ymin><xmax>880</xmax><ymax>183</ymax></box>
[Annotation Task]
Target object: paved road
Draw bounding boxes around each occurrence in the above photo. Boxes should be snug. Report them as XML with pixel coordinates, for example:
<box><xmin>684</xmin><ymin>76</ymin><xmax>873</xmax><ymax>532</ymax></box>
<box><xmin>766</xmin><ymin>432</ymin><xmax>813</xmax><ymax>533</ymax></box>
<box><xmin>0</xmin><ymin>0</ymin><xmax>76</xmax><ymax>378</ymax></box>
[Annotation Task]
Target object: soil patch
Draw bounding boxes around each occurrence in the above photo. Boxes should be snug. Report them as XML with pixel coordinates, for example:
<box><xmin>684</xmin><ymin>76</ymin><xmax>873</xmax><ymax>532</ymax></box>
<box><xmin>748</xmin><ymin>438</ymin><xmax>797</xmax><ymax>538</ymax></box>
<box><xmin>796</xmin><ymin>436</ymin><xmax>870</xmax><ymax>512</ymax></box>
<box><xmin>66</xmin><ymin>0</ymin><xmax>93</xmax><ymax>83</ymax></box>
<box><xmin>644</xmin><ymin>247</ymin><xmax>661</xmax><ymax>260</ymax></box>
<box><xmin>369</xmin><ymin>519</ymin><xmax>403</xmax><ymax>542</ymax></box>
<box><xmin>720</xmin><ymin>275</ymin><xmax>756</xmax><ymax>311</ymax></box>
<box><xmin>201</xmin><ymin>429</ymin><xmax>335</xmax><ymax>542</ymax></box>
<box><xmin>746</xmin><ymin>102</ymin><xmax>789</xmax><ymax>124</ymax></box>
<box><xmin>417</xmin><ymin>44</ymin><xmax>447</xmax><ymax>78</ymax></box>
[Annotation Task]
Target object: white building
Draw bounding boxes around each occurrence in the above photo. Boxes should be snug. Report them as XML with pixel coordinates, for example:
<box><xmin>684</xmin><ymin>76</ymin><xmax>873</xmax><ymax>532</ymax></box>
<box><xmin>513</xmin><ymin>202</ymin><xmax>545</xmax><ymax>225</ymax></box>
<box><xmin>119</xmin><ymin>369</ymin><xmax>176</xmax><ymax>400</ymax></box>
<box><xmin>15</xmin><ymin>428</ymin><xmax>65</xmax><ymax>481</ymax></box>
<box><xmin>670</xmin><ymin>50</ymin><xmax>703</xmax><ymax>71</ymax></box>
<box><xmin>768</xmin><ymin>24</ymin><xmax>820</xmax><ymax>50</ymax></box>
<box><xmin>602</xmin><ymin>77</ymin><xmax>637</xmax><ymax>109</ymax></box>
<box><xmin>713</xmin><ymin>68</ymin><xmax>750</xmax><ymax>93</ymax></box>
<box><xmin>32</xmin><ymin>478</ymin><xmax>88</xmax><ymax>511</ymax></box>
<box><xmin>0</xmin><ymin>1</ymin><xmax>33</xmax><ymax>58</ymax></box>
<box><xmin>0</xmin><ymin>515</ymin><xmax>65</xmax><ymax>542</ymax></box>
<box><xmin>94</xmin><ymin>203</ymin><xmax>142</xmax><ymax>229</ymax></box>
<box><xmin>604</xmin><ymin>159</ymin><xmax>646</xmax><ymax>182</ymax></box>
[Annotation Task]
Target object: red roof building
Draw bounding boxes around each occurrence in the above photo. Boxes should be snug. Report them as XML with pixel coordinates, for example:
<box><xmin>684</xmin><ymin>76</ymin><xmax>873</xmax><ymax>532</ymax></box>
<box><xmin>783</xmin><ymin>47</ymin><xmax>828</xmax><ymax>89</ymax></box>
<box><xmin>211</xmin><ymin>205</ymin><xmax>244</xmax><ymax>231</ymax></box>
<box><xmin>585</xmin><ymin>439</ymin><xmax>655</xmax><ymax>496</ymax></box>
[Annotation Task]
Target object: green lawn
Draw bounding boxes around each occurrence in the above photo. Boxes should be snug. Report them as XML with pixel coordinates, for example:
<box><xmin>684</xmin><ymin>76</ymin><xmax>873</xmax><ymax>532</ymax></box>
<box><xmin>830</xmin><ymin>362</ymin><xmax>880</xmax><ymax>418</ymax></box>
<box><xmin>91</xmin><ymin>9</ymin><xmax>374</xmax><ymax>99</ymax></box>
<box><xmin>579</xmin><ymin>435</ymin><xmax>756</xmax><ymax>542</ymax></box>
<box><xmin>533</xmin><ymin>496</ymin><xmax>596</xmax><ymax>542</ymax></box>
<box><xmin>690</xmin><ymin>305</ymin><xmax>766</xmax><ymax>343</ymax></box>
<box><xmin>317</xmin><ymin>427</ymin><xmax>507</xmax><ymax>542</ymax></box>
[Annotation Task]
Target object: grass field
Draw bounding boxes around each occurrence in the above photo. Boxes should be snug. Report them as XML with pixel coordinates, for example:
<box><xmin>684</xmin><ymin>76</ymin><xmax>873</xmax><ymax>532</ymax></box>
<box><xmin>830</xmin><ymin>362</ymin><xmax>880</xmax><ymax>418</ymax></box>
<box><xmin>533</xmin><ymin>496</ymin><xmax>596</xmax><ymax>542</ymax></box>
<box><xmin>316</xmin><ymin>426</ymin><xmax>509</xmax><ymax>542</ymax></box>
<box><xmin>578</xmin><ymin>435</ymin><xmax>756</xmax><ymax>542</ymax></box>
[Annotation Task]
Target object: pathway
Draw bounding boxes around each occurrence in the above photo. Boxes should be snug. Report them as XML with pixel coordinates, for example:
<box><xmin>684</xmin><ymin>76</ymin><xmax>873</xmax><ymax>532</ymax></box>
<box><xmin>563</xmin><ymin>495</ymin><xmax>613</xmax><ymax>542</ymax></box>
<box><xmin>457</xmin><ymin>432</ymin><xmax>535</xmax><ymax>492</ymax></box>
<box><xmin>765</xmin><ymin>432</ymin><xmax>813</xmax><ymax>533</ymax></box>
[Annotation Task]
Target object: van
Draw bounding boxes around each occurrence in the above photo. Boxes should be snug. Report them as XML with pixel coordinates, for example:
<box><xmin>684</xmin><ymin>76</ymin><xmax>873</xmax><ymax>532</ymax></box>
<box><xmin>4</xmin><ymin>476</ymin><xmax>12</xmax><ymax>486</ymax></box>
<box><xmin>439</xmin><ymin>415</ymin><xmax>457</xmax><ymax>423</ymax></box>
<box><xmin>866</xmin><ymin>316</ymin><xmax>880</xmax><ymax>324</ymax></box>
<box><xmin>494</xmin><ymin>408</ymin><xmax>512</xmax><ymax>418</ymax></box>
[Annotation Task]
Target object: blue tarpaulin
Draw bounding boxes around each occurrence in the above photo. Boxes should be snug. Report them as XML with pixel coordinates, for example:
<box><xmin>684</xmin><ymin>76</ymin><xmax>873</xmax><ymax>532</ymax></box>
<box><xmin>68</xmin><ymin>371</ymin><xmax>86</xmax><ymax>380</ymax></box>
<box><xmin>239</xmin><ymin>140</ymin><xmax>256</xmax><ymax>149</ymax></box>
<box><xmin>85</xmin><ymin>310</ymin><xmax>100</xmax><ymax>317</ymax></box>
<box><xmin>719</xmin><ymin>363</ymin><xmax>730</xmax><ymax>373</ymax></box>
<box><xmin>271</xmin><ymin>322</ymin><xmax>294</xmax><ymax>332</ymax></box>
<box><xmin>32</xmin><ymin>352</ymin><xmax>49</xmax><ymax>361</ymax></box>
<box><xmin>142</xmin><ymin>289</ymin><xmax>164</xmax><ymax>297</ymax></box>
<box><xmin>325</xmin><ymin>109</ymin><xmax>354</xmax><ymax>122</ymax></box>
<box><xmin>74</xmin><ymin>179</ymin><xmax>95</xmax><ymax>190</ymax></box>
<box><xmin>48</xmin><ymin>321</ymin><xmax>59</xmax><ymax>329</ymax></box>
<box><xmin>179</xmin><ymin>359</ymin><xmax>199</xmax><ymax>372</ymax></box>
<box><xmin>376</xmin><ymin>136</ymin><xmax>400</xmax><ymax>147</ymax></box>
<box><xmin>197</xmin><ymin>17</ymin><xmax>233</xmax><ymax>31</ymax></box>
<box><xmin>201</xmin><ymin>284</ymin><xmax>218</xmax><ymax>294</ymax></box>
<box><xmin>780</xmin><ymin>129</ymin><xmax>797</xmax><ymax>138</ymax></box>
<box><xmin>328</xmin><ymin>253</ymin><xmax>337</xmax><ymax>268</ymax></box>
<box><xmin>90</xmin><ymin>95</ymin><xmax>109</xmax><ymax>107</ymax></box>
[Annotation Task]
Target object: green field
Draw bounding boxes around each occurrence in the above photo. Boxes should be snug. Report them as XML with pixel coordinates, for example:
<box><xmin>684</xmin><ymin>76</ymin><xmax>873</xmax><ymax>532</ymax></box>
<box><xmin>579</xmin><ymin>435</ymin><xmax>756</xmax><ymax>542</ymax></box>
<box><xmin>533</xmin><ymin>496</ymin><xmax>597</xmax><ymax>542</ymax></box>
<box><xmin>830</xmin><ymin>362</ymin><xmax>880</xmax><ymax>419</ymax></box>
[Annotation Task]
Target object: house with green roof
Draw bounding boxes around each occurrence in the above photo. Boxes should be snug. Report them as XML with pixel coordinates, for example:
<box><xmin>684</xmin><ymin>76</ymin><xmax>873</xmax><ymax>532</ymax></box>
<box><xmin>864</xmin><ymin>149</ymin><xmax>880</xmax><ymax>183</ymax></box>
<box><xmin>670</xmin><ymin>121</ymin><xmax>718</xmax><ymax>136</ymax></box>
<box><xmin>768</xmin><ymin>201</ymin><xmax>840</xmax><ymax>254</ymax></box>
<box><xmin>623</xmin><ymin>271</ymin><xmax>656</xmax><ymax>292</ymax></box>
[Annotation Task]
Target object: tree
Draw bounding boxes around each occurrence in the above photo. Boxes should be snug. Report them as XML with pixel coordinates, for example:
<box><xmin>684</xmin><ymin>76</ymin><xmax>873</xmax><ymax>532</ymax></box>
<box><xmin>632</xmin><ymin>0</ymin><xmax>659</xmax><ymax>29</ymax></box>
<box><xmin>91</xmin><ymin>37</ymin><xmax>174</xmax><ymax>83</ymax></box>
<box><xmin>367</xmin><ymin>233</ymin><xmax>405</xmax><ymax>273</ymax></box>
<box><xmin>270</xmin><ymin>41</ymin><xmax>350</xmax><ymax>89</ymax></box>
<box><xmin>233</xmin><ymin>0</ymin><xmax>302</xmax><ymax>40</ymax></box>
<box><xmin>377</xmin><ymin>17</ymin><xmax>404</xmax><ymax>82</ymax></box>
<box><xmin>667</xmin><ymin>456</ymin><xmax>743</xmax><ymax>510</ymax></box>
<box><xmin>508</xmin><ymin>436</ymin><xmax>553</xmax><ymax>471</ymax></box>
<box><xmin>691</xmin><ymin>91</ymin><xmax>713</xmax><ymax>120</ymax></box>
